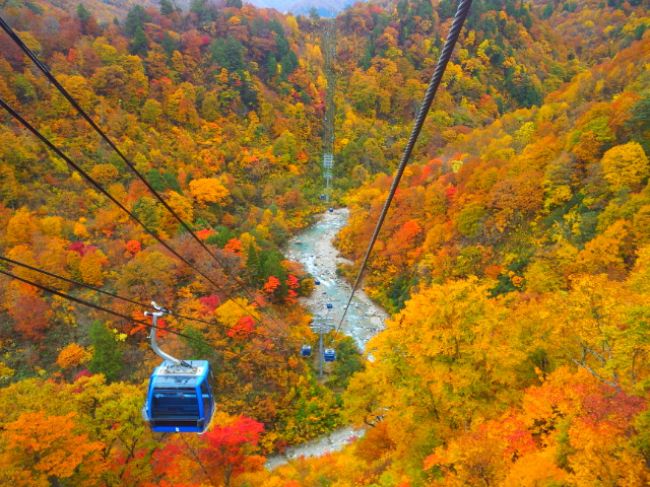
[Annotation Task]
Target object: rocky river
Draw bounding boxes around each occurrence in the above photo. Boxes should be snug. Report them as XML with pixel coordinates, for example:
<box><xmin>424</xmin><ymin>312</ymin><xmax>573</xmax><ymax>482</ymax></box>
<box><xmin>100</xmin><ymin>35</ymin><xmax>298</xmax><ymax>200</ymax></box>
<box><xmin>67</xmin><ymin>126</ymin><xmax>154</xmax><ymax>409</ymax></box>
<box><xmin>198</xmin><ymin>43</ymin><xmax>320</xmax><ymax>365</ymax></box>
<box><xmin>266</xmin><ymin>208</ymin><xmax>387</xmax><ymax>470</ymax></box>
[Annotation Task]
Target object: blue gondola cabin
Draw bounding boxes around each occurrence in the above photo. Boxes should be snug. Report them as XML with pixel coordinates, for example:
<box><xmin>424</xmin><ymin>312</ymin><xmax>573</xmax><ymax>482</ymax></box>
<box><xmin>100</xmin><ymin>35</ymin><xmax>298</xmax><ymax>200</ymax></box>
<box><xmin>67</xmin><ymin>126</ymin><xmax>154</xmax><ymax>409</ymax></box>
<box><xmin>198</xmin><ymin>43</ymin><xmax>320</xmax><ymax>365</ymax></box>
<box><xmin>324</xmin><ymin>348</ymin><xmax>336</xmax><ymax>362</ymax></box>
<box><xmin>301</xmin><ymin>345</ymin><xmax>312</xmax><ymax>357</ymax></box>
<box><xmin>143</xmin><ymin>360</ymin><xmax>215</xmax><ymax>433</ymax></box>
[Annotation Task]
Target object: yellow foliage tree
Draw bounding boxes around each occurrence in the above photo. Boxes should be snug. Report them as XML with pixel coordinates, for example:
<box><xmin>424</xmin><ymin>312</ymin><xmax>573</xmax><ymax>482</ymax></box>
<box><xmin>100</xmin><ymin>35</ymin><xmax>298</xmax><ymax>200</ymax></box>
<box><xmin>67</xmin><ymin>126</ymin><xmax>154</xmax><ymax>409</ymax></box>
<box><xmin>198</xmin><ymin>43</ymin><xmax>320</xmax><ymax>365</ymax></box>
<box><xmin>0</xmin><ymin>412</ymin><xmax>104</xmax><ymax>487</ymax></box>
<box><xmin>574</xmin><ymin>221</ymin><xmax>627</xmax><ymax>278</ymax></box>
<box><xmin>345</xmin><ymin>279</ymin><xmax>521</xmax><ymax>461</ymax></box>
<box><xmin>56</xmin><ymin>343</ymin><xmax>92</xmax><ymax>369</ymax></box>
<box><xmin>0</xmin><ymin>362</ymin><xmax>14</xmax><ymax>383</ymax></box>
<box><xmin>166</xmin><ymin>190</ymin><xmax>194</xmax><ymax>223</ymax></box>
<box><xmin>189</xmin><ymin>177</ymin><xmax>230</xmax><ymax>206</ymax></box>
<box><xmin>5</xmin><ymin>208</ymin><xmax>38</xmax><ymax>247</ymax></box>
<box><xmin>89</xmin><ymin>163</ymin><xmax>119</xmax><ymax>184</ymax></box>
<box><xmin>600</xmin><ymin>141</ymin><xmax>649</xmax><ymax>192</ymax></box>
<box><xmin>633</xmin><ymin>205</ymin><xmax>650</xmax><ymax>244</ymax></box>
<box><xmin>39</xmin><ymin>216</ymin><xmax>63</xmax><ymax>237</ymax></box>
<box><xmin>216</xmin><ymin>298</ymin><xmax>259</xmax><ymax>328</ymax></box>
<box><xmin>73</xmin><ymin>220</ymin><xmax>90</xmax><ymax>240</ymax></box>
<box><xmin>628</xmin><ymin>245</ymin><xmax>650</xmax><ymax>293</ymax></box>
<box><xmin>79</xmin><ymin>249</ymin><xmax>108</xmax><ymax>286</ymax></box>
<box><xmin>547</xmin><ymin>274</ymin><xmax>649</xmax><ymax>392</ymax></box>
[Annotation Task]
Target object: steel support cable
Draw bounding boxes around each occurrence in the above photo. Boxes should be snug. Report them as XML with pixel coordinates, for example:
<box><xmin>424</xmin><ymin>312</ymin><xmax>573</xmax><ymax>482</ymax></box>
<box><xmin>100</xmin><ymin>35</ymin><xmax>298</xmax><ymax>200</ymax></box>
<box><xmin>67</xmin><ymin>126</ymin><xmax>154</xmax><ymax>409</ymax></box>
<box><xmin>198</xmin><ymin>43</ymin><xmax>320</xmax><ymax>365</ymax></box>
<box><xmin>1</xmin><ymin>16</ymin><xmax>236</xmax><ymax>282</ymax></box>
<box><xmin>333</xmin><ymin>0</ymin><xmax>473</xmax><ymax>338</ymax></box>
<box><xmin>0</xmin><ymin>267</ymin><xmax>200</xmax><ymax>342</ymax></box>
<box><xmin>0</xmin><ymin>98</ymin><xmax>228</xmax><ymax>293</ymax></box>
<box><xmin>1</xmin><ymin>254</ymin><xmax>215</xmax><ymax>328</ymax></box>
<box><xmin>1</xmin><ymin>15</ymin><xmax>291</xmax><ymax>341</ymax></box>
<box><xmin>0</xmin><ymin>264</ymin><xmax>299</xmax><ymax>353</ymax></box>
<box><xmin>0</xmin><ymin>254</ymin><xmax>304</xmax><ymax>349</ymax></box>
<box><xmin>0</xmin><ymin>100</ymin><xmax>302</xmax><ymax>350</ymax></box>
<box><xmin>0</xmin><ymin>101</ymin><xmax>294</xmax><ymax>348</ymax></box>
<box><xmin>0</xmin><ymin>15</ymin><xmax>270</xmax><ymax>311</ymax></box>
<box><xmin>3</xmin><ymin>15</ymin><xmax>385</xmax><ymax>357</ymax></box>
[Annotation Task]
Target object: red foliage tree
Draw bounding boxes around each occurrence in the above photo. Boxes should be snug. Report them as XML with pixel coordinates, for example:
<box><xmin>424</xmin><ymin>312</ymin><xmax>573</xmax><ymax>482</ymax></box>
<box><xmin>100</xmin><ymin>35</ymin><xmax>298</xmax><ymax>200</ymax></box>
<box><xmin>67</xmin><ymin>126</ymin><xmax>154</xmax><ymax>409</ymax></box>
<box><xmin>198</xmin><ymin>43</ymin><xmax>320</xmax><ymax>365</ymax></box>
<box><xmin>9</xmin><ymin>290</ymin><xmax>52</xmax><ymax>341</ymax></box>
<box><xmin>199</xmin><ymin>294</ymin><xmax>221</xmax><ymax>314</ymax></box>
<box><xmin>227</xmin><ymin>315</ymin><xmax>255</xmax><ymax>339</ymax></box>
<box><xmin>199</xmin><ymin>416</ymin><xmax>265</xmax><ymax>485</ymax></box>
<box><xmin>124</xmin><ymin>240</ymin><xmax>142</xmax><ymax>255</ymax></box>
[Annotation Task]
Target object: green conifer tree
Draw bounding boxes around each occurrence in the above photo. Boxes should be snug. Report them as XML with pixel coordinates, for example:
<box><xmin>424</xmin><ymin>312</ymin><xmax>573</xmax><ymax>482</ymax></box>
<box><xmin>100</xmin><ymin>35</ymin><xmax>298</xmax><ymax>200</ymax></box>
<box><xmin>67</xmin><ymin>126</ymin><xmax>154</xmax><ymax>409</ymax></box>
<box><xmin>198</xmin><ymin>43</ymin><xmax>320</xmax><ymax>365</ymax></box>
<box><xmin>88</xmin><ymin>321</ymin><xmax>123</xmax><ymax>382</ymax></box>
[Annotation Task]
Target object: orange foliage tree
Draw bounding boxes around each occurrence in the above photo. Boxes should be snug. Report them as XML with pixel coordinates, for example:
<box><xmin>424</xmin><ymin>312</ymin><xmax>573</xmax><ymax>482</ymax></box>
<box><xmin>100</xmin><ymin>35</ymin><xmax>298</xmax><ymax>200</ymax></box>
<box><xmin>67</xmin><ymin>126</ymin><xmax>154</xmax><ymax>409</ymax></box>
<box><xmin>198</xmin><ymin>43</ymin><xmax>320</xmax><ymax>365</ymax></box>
<box><xmin>0</xmin><ymin>411</ymin><xmax>105</xmax><ymax>486</ymax></box>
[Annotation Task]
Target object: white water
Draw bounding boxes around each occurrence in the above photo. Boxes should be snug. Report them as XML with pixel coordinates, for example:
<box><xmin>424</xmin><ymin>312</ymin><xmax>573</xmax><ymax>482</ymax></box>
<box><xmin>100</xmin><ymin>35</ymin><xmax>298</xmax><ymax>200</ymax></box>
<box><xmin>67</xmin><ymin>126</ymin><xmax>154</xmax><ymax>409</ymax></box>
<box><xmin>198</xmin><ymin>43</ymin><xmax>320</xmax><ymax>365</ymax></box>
<box><xmin>286</xmin><ymin>208</ymin><xmax>387</xmax><ymax>350</ymax></box>
<box><xmin>265</xmin><ymin>208</ymin><xmax>387</xmax><ymax>470</ymax></box>
<box><xmin>265</xmin><ymin>426</ymin><xmax>363</xmax><ymax>470</ymax></box>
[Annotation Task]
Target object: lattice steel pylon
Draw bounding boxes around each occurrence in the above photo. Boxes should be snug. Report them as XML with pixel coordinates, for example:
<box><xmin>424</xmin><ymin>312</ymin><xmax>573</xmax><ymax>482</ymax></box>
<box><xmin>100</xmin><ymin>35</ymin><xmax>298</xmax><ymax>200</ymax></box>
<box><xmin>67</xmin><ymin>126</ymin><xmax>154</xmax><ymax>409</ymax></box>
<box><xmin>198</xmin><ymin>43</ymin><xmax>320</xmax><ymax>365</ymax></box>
<box><xmin>310</xmin><ymin>316</ymin><xmax>334</xmax><ymax>378</ymax></box>
<box><xmin>321</xmin><ymin>18</ymin><xmax>336</xmax><ymax>204</ymax></box>
<box><xmin>323</xmin><ymin>154</ymin><xmax>334</xmax><ymax>201</ymax></box>
<box><xmin>323</xmin><ymin>154</ymin><xmax>333</xmax><ymax>168</ymax></box>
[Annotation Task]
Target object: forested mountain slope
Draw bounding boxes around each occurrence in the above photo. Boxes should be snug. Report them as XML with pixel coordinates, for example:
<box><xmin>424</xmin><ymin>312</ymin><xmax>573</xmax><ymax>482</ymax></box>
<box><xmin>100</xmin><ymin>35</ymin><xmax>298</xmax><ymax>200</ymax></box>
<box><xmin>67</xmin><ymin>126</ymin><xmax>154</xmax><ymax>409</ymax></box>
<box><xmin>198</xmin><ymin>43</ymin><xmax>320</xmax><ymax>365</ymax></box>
<box><xmin>331</xmin><ymin>0</ymin><xmax>649</xmax><ymax>188</ymax></box>
<box><xmin>301</xmin><ymin>34</ymin><xmax>650</xmax><ymax>485</ymax></box>
<box><xmin>0</xmin><ymin>1</ymin><xmax>351</xmax><ymax>483</ymax></box>
<box><xmin>333</xmin><ymin>0</ymin><xmax>649</xmax><ymax>311</ymax></box>
<box><xmin>257</xmin><ymin>1</ymin><xmax>650</xmax><ymax>485</ymax></box>
<box><xmin>0</xmin><ymin>0</ymin><xmax>648</xmax><ymax>485</ymax></box>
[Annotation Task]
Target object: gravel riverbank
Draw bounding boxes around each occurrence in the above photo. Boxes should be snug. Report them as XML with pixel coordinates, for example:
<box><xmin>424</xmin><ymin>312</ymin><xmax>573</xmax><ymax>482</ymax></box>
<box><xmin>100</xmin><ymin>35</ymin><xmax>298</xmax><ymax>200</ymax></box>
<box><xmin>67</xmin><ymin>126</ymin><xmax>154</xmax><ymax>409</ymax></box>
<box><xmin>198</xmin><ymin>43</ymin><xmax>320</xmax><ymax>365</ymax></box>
<box><xmin>265</xmin><ymin>208</ymin><xmax>387</xmax><ymax>470</ymax></box>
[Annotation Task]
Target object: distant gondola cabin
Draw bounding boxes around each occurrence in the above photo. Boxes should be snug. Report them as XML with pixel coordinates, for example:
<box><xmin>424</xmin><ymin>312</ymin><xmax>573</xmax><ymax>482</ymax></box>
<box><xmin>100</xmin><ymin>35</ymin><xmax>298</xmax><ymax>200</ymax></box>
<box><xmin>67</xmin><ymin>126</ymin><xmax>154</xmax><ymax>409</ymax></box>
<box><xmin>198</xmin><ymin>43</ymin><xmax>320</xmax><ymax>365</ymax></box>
<box><xmin>324</xmin><ymin>348</ymin><xmax>336</xmax><ymax>362</ymax></box>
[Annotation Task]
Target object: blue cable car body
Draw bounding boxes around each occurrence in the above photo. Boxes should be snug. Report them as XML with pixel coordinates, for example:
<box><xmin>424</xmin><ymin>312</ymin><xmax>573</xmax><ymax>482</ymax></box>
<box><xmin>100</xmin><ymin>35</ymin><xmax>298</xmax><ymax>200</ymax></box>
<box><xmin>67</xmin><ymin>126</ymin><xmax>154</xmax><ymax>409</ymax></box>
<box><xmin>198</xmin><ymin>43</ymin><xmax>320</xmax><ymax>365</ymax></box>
<box><xmin>324</xmin><ymin>348</ymin><xmax>336</xmax><ymax>362</ymax></box>
<box><xmin>143</xmin><ymin>359</ymin><xmax>215</xmax><ymax>433</ymax></box>
<box><xmin>326</xmin><ymin>303</ymin><xmax>333</xmax><ymax>310</ymax></box>
<box><xmin>301</xmin><ymin>345</ymin><xmax>312</xmax><ymax>357</ymax></box>
<box><xmin>314</xmin><ymin>278</ymin><xmax>321</xmax><ymax>285</ymax></box>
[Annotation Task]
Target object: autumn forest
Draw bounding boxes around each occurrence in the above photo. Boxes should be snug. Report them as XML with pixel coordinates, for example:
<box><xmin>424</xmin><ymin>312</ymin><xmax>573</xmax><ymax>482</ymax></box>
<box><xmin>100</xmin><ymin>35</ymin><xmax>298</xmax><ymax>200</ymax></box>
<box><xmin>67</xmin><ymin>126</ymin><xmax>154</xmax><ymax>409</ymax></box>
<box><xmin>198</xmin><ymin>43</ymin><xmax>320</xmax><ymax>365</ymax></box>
<box><xmin>0</xmin><ymin>0</ymin><xmax>649</xmax><ymax>485</ymax></box>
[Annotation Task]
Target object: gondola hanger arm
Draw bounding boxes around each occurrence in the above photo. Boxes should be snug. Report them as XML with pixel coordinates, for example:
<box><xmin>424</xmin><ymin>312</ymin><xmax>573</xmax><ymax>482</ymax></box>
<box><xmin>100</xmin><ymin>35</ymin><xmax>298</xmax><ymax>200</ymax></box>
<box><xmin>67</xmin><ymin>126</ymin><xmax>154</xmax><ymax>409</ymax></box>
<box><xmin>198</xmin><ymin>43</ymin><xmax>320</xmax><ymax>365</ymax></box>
<box><xmin>145</xmin><ymin>301</ymin><xmax>192</xmax><ymax>368</ymax></box>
